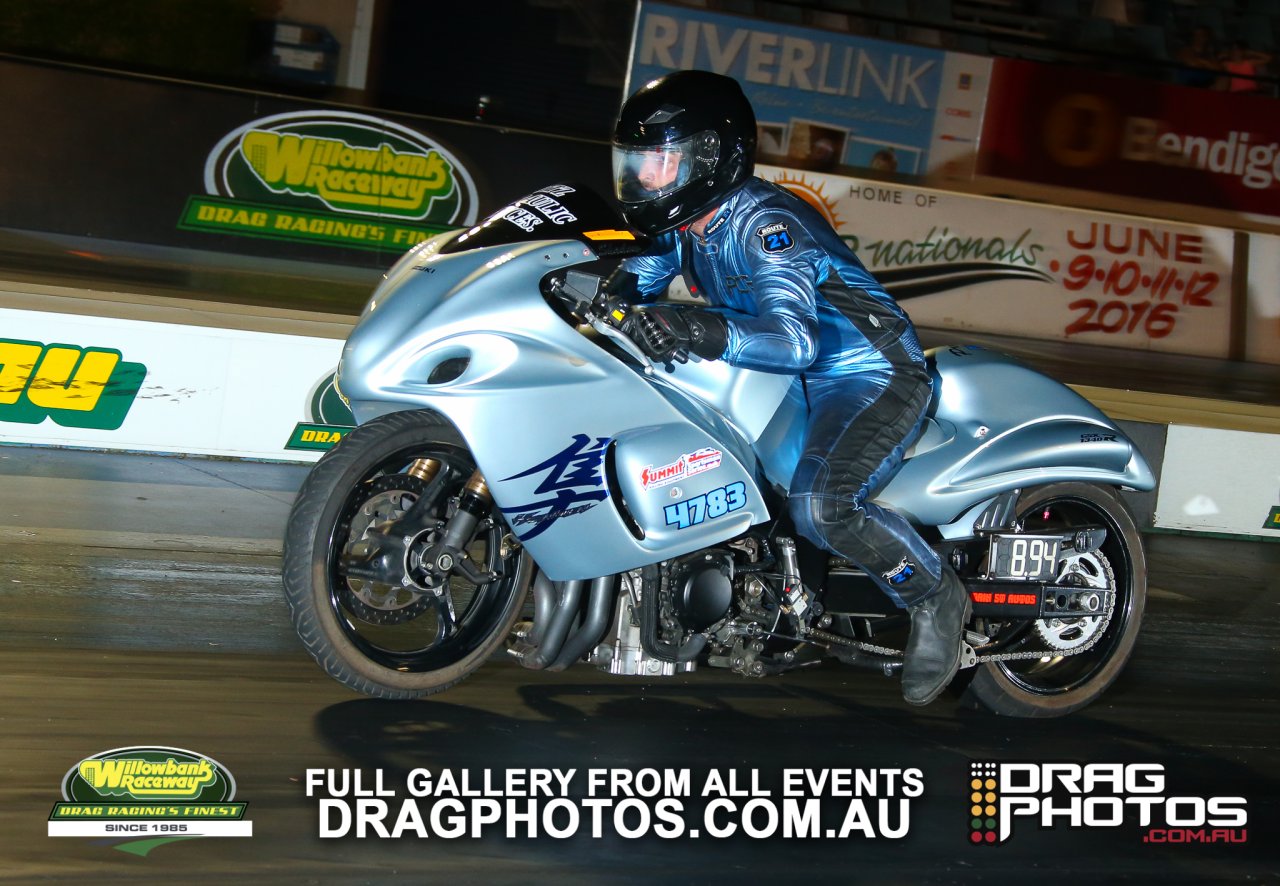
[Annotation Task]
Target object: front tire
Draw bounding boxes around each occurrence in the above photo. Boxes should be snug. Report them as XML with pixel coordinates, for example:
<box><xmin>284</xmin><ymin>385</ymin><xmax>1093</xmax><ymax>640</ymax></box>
<box><xmin>282</xmin><ymin>410</ymin><xmax>530</xmax><ymax>699</ymax></box>
<box><xmin>958</xmin><ymin>482</ymin><xmax>1147</xmax><ymax>717</ymax></box>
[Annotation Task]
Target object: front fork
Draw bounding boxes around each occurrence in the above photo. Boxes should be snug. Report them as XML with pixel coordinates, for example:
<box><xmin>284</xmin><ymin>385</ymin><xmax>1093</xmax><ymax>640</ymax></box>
<box><xmin>341</xmin><ymin>460</ymin><xmax>499</xmax><ymax>589</ymax></box>
<box><xmin>430</xmin><ymin>469</ymin><xmax>500</xmax><ymax>585</ymax></box>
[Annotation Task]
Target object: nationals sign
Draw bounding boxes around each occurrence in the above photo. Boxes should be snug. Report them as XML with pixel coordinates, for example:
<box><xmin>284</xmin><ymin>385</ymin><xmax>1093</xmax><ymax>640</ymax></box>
<box><xmin>759</xmin><ymin>164</ymin><xmax>1233</xmax><ymax>357</ymax></box>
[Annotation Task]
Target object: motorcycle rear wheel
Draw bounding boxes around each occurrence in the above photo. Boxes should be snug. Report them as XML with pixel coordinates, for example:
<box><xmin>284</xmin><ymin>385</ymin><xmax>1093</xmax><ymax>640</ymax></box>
<box><xmin>282</xmin><ymin>410</ymin><xmax>530</xmax><ymax>699</ymax></box>
<box><xmin>958</xmin><ymin>482</ymin><xmax>1147</xmax><ymax>718</ymax></box>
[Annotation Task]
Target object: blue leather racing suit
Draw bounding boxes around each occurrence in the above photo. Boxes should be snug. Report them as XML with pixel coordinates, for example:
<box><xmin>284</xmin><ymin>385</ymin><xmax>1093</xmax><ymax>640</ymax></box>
<box><xmin>619</xmin><ymin>176</ymin><xmax>944</xmax><ymax>606</ymax></box>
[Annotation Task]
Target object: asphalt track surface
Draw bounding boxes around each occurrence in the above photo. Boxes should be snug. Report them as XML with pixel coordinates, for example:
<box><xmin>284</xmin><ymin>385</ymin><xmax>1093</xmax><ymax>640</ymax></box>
<box><xmin>0</xmin><ymin>445</ymin><xmax>1276</xmax><ymax>884</ymax></box>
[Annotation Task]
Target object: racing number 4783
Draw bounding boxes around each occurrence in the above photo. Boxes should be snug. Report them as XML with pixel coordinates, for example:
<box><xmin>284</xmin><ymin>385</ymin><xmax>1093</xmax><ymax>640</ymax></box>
<box><xmin>664</xmin><ymin>482</ymin><xmax>747</xmax><ymax>529</ymax></box>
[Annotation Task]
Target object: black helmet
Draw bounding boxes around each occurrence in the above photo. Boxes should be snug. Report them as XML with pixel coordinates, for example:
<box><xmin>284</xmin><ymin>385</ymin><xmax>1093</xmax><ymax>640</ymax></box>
<box><xmin>612</xmin><ymin>70</ymin><xmax>756</xmax><ymax>235</ymax></box>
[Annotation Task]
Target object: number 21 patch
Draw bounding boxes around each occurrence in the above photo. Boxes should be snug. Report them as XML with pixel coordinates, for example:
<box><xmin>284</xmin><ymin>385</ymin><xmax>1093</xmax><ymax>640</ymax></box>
<box><xmin>756</xmin><ymin>222</ymin><xmax>794</xmax><ymax>253</ymax></box>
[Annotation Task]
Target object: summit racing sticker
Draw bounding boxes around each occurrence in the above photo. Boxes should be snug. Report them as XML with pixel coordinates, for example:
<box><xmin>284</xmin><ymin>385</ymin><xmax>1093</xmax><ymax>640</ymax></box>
<box><xmin>965</xmin><ymin>761</ymin><xmax>1247</xmax><ymax>845</ymax></box>
<box><xmin>181</xmin><ymin>110</ymin><xmax>478</xmax><ymax>251</ymax></box>
<box><xmin>641</xmin><ymin>447</ymin><xmax>723</xmax><ymax>490</ymax></box>
<box><xmin>49</xmin><ymin>746</ymin><xmax>251</xmax><ymax>852</ymax></box>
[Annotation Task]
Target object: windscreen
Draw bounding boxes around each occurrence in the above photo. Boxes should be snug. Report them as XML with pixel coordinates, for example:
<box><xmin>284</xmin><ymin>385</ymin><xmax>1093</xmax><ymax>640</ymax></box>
<box><xmin>438</xmin><ymin>183</ymin><xmax>648</xmax><ymax>257</ymax></box>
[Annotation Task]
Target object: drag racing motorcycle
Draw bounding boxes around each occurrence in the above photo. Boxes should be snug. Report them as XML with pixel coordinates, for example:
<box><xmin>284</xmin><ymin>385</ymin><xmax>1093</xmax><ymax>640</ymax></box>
<box><xmin>282</xmin><ymin>184</ymin><xmax>1155</xmax><ymax>717</ymax></box>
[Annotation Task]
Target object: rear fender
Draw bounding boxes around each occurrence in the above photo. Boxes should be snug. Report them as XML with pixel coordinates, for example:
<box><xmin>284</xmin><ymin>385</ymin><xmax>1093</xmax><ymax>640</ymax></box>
<box><xmin>875</xmin><ymin>347</ymin><xmax>1154</xmax><ymax>526</ymax></box>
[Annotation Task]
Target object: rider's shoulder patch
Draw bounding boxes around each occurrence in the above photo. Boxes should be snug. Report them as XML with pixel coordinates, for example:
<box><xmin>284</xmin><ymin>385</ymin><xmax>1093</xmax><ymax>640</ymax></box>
<box><xmin>755</xmin><ymin>221</ymin><xmax>795</xmax><ymax>254</ymax></box>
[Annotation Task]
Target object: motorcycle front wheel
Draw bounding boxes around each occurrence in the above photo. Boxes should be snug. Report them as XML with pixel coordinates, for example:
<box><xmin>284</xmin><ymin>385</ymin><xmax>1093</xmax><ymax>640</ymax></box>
<box><xmin>282</xmin><ymin>410</ymin><xmax>530</xmax><ymax>698</ymax></box>
<box><xmin>958</xmin><ymin>482</ymin><xmax>1147</xmax><ymax>718</ymax></box>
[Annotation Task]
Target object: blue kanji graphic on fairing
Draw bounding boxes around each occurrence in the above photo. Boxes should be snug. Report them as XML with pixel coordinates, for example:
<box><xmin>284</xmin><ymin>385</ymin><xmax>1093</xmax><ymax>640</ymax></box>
<box><xmin>501</xmin><ymin>434</ymin><xmax>610</xmax><ymax>540</ymax></box>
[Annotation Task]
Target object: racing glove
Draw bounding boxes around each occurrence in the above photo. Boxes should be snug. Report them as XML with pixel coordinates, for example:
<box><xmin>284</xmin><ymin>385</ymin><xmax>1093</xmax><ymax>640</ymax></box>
<box><xmin>625</xmin><ymin>305</ymin><xmax>729</xmax><ymax>364</ymax></box>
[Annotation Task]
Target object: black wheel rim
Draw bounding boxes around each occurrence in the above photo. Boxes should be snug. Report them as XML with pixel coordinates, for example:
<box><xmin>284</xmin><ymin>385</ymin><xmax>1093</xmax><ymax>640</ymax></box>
<box><xmin>993</xmin><ymin>493</ymin><xmax>1136</xmax><ymax>696</ymax></box>
<box><xmin>323</xmin><ymin>441</ymin><xmax>516</xmax><ymax>672</ymax></box>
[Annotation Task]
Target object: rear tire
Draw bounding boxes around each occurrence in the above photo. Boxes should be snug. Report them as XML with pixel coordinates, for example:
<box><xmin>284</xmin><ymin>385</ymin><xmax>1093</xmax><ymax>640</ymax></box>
<box><xmin>958</xmin><ymin>482</ymin><xmax>1146</xmax><ymax>717</ymax></box>
<box><xmin>282</xmin><ymin>410</ymin><xmax>530</xmax><ymax>699</ymax></box>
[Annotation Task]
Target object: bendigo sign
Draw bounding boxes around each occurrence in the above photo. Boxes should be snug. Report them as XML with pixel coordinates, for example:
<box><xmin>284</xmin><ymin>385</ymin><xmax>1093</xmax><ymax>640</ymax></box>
<box><xmin>978</xmin><ymin>58</ymin><xmax>1280</xmax><ymax>220</ymax></box>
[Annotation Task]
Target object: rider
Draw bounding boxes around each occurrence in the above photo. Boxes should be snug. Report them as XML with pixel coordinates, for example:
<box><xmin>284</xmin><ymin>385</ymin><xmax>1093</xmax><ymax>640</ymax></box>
<box><xmin>609</xmin><ymin>70</ymin><xmax>970</xmax><ymax>706</ymax></box>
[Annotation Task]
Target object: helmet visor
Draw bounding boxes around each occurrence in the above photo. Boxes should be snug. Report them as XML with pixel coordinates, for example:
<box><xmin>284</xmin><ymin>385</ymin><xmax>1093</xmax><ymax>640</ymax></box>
<box><xmin>612</xmin><ymin>131</ymin><xmax>719</xmax><ymax>204</ymax></box>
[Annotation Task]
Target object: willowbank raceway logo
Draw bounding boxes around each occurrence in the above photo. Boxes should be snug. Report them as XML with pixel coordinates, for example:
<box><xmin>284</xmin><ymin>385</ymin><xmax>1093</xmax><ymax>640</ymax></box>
<box><xmin>181</xmin><ymin>110</ymin><xmax>479</xmax><ymax>251</ymax></box>
<box><xmin>966</xmin><ymin>762</ymin><xmax>1247</xmax><ymax>846</ymax></box>
<box><xmin>1264</xmin><ymin>499</ymin><xmax>1280</xmax><ymax>532</ymax></box>
<box><xmin>49</xmin><ymin>746</ymin><xmax>251</xmax><ymax>855</ymax></box>
<box><xmin>284</xmin><ymin>369</ymin><xmax>355</xmax><ymax>452</ymax></box>
<box><xmin>0</xmin><ymin>337</ymin><xmax>146</xmax><ymax>430</ymax></box>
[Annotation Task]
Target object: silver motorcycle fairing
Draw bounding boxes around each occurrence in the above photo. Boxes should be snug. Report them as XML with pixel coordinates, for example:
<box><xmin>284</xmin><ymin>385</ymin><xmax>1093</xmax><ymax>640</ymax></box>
<box><xmin>652</xmin><ymin>355</ymin><xmax>795</xmax><ymax>443</ymax></box>
<box><xmin>338</xmin><ymin>236</ymin><xmax>770</xmax><ymax>581</ymax></box>
<box><xmin>338</xmin><ymin>229</ymin><xmax>1154</xmax><ymax>581</ymax></box>
<box><xmin>879</xmin><ymin>346</ymin><xmax>1154</xmax><ymax>525</ymax></box>
<box><xmin>747</xmin><ymin>346</ymin><xmax>1154</xmax><ymax>527</ymax></box>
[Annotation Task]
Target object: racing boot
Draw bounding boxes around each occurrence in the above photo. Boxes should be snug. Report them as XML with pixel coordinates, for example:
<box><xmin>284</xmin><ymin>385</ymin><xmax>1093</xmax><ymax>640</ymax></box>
<box><xmin>901</xmin><ymin>566</ymin><xmax>971</xmax><ymax>706</ymax></box>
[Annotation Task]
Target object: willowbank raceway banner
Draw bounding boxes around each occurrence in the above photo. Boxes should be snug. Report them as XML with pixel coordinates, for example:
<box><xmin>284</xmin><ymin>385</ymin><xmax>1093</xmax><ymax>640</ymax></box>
<box><xmin>627</xmin><ymin>1</ymin><xmax>990</xmax><ymax>180</ymax></box>
<box><xmin>0</xmin><ymin>57</ymin><xmax>612</xmax><ymax>270</ymax></box>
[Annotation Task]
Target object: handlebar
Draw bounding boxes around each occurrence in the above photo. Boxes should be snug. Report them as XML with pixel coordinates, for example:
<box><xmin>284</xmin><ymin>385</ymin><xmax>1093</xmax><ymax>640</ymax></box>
<box><xmin>547</xmin><ymin>269</ymin><xmax>656</xmax><ymax>373</ymax></box>
<box><xmin>551</xmin><ymin>269</ymin><xmax>707</xmax><ymax>374</ymax></box>
<box><xmin>590</xmin><ymin>315</ymin><xmax>654</xmax><ymax>369</ymax></box>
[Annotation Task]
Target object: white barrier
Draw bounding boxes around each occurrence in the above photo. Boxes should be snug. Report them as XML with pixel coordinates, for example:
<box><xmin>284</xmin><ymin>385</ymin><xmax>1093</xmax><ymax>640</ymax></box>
<box><xmin>2</xmin><ymin>298</ymin><xmax>1276</xmax><ymax>539</ymax></box>
<box><xmin>1248</xmin><ymin>232</ymin><xmax>1280</xmax><ymax>364</ymax></box>
<box><xmin>0</xmin><ymin>307</ymin><xmax>340</xmax><ymax>462</ymax></box>
<box><xmin>1156</xmin><ymin>426</ymin><xmax>1280</xmax><ymax>537</ymax></box>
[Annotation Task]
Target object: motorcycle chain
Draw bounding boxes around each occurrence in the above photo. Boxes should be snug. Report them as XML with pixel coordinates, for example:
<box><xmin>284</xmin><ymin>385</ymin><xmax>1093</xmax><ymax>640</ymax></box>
<box><xmin>806</xmin><ymin>604</ymin><xmax>1113</xmax><ymax>664</ymax></box>
<box><xmin>977</xmin><ymin>605</ymin><xmax>1112</xmax><ymax>662</ymax></box>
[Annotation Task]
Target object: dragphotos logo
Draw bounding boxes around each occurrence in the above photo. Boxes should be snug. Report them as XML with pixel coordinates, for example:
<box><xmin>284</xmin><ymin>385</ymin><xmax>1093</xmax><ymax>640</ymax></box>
<box><xmin>968</xmin><ymin>761</ymin><xmax>1247</xmax><ymax>845</ymax></box>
